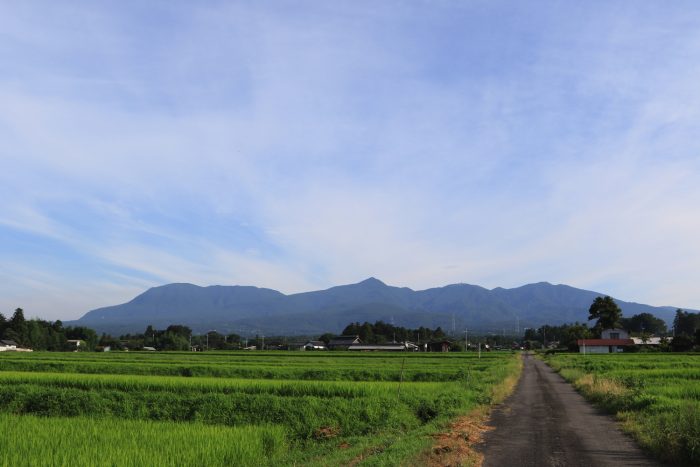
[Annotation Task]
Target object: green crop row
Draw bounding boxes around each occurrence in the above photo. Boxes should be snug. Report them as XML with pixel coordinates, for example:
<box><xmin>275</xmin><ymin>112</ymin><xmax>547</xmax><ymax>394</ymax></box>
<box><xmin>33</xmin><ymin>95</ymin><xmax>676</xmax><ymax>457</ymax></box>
<box><xmin>545</xmin><ymin>353</ymin><xmax>700</xmax><ymax>466</ymax></box>
<box><xmin>0</xmin><ymin>372</ymin><xmax>499</xmax><ymax>441</ymax></box>
<box><xmin>0</xmin><ymin>413</ymin><xmax>288</xmax><ymax>467</ymax></box>
<box><xmin>0</xmin><ymin>351</ymin><xmax>507</xmax><ymax>381</ymax></box>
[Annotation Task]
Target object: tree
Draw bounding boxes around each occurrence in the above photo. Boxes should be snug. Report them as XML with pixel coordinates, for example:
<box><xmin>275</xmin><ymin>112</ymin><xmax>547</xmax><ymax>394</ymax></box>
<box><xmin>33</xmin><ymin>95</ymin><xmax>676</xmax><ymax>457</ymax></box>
<box><xmin>318</xmin><ymin>333</ymin><xmax>335</xmax><ymax>345</ymax></box>
<box><xmin>620</xmin><ymin>313</ymin><xmax>668</xmax><ymax>335</ymax></box>
<box><xmin>560</xmin><ymin>323</ymin><xmax>592</xmax><ymax>351</ymax></box>
<box><xmin>8</xmin><ymin>308</ymin><xmax>28</xmax><ymax>345</ymax></box>
<box><xmin>0</xmin><ymin>312</ymin><xmax>7</xmax><ymax>336</ymax></box>
<box><xmin>165</xmin><ymin>325</ymin><xmax>192</xmax><ymax>339</ymax></box>
<box><xmin>670</xmin><ymin>334</ymin><xmax>694</xmax><ymax>352</ymax></box>
<box><xmin>588</xmin><ymin>296</ymin><xmax>622</xmax><ymax>333</ymax></box>
<box><xmin>673</xmin><ymin>309</ymin><xmax>699</xmax><ymax>336</ymax></box>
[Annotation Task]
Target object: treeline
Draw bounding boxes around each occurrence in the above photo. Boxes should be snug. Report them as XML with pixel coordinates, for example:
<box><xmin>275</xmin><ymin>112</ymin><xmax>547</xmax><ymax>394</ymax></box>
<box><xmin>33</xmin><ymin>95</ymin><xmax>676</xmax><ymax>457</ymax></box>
<box><xmin>0</xmin><ymin>310</ymin><xmax>251</xmax><ymax>352</ymax></box>
<box><xmin>0</xmin><ymin>308</ymin><xmax>99</xmax><ymax>351</ymax></box>
<box><xmin>120</xmin><ymin>326</ymin><xmax>243</xmax><ymax>351</ymax></box>
<box><xmin>523</xmin><ymin>323</ymin><xmax>591</xmax><ymax>351</ymax></box>
<box><xmin>339</xmin><ymin>321</ymin><xmax>447</xmax><ymax>344</ymax></box>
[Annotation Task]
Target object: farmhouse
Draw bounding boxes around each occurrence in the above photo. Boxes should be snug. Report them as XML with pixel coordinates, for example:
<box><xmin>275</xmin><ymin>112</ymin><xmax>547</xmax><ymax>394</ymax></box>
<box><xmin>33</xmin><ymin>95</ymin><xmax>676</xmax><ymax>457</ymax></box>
<box><xmin>327</xmin><ymin>335</ymin><xmax>361</xmax><ymax>350</ymax></box>
<box><xmin>577</xmin><ymin>328</ymin><xmax>634</xmax><ymax>353</ymax></box>
<box><xmin>285</xmin><ymin>341</ymin><xmax>308</xmax><ymax>351</ymax></box>
<box><xmin>427</xmin><ymin>340</ymin><xmax>451</xmax><ymax>352</ymax></box>
<box><xmin>0</xmin><ymin>340</ymin><xmax>18</xmax><ymax>351</ymax></box>
<box><xmin>304</xmin><ymin>340</ymin><xmax>327</xmax><ymax>351</ymax></box>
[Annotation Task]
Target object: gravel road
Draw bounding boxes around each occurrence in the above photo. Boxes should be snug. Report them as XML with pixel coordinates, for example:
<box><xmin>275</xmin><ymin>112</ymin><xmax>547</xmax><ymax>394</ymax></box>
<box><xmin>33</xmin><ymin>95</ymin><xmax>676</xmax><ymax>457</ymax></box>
<box><xmin>477</xmin><ymin>353</ymin><xmax>662</xmax><ymax>467</ymax></box>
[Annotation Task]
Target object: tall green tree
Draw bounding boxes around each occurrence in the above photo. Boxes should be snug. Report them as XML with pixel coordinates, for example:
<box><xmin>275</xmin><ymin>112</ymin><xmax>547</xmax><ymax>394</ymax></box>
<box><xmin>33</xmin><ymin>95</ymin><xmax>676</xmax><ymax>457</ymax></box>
<box><xmin>7</xmin><ymin>308</ymin><xmax>28</xmax><ymax>345</ymax></box>
<box><xmin>0</xmin><ymin>312</ymin><xmax>7</xmax><ymax>336</ymax></box>
<box><xmin>673</xmin><ymin>309</ymin><xmax>699</xmax><ymax>336</ymax></box>
<box><xmin>588</xmin><ymin>296</ymin><xmax>623</xmax><ymax>333</ymax></box>
<box><xmin>620</xmin><ymin>312</ymin><xmax>668</xmax><ymax>335</ymax></box>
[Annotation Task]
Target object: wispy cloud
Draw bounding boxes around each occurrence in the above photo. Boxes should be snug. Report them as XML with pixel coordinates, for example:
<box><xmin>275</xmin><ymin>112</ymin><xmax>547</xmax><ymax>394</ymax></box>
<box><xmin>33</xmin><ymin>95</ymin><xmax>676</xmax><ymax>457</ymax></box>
<box><xmin>1</xmin><ymin>1</ymin><xmax>700</xmax><ymax>320</ymax></box>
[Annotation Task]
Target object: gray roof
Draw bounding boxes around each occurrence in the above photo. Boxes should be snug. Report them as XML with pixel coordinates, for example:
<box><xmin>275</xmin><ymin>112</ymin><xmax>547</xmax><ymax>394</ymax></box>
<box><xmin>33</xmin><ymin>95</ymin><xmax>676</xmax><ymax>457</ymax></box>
<box><xmin>348</xmin><ymin>344</ymin><xmax>406</xmax><ymax>351</ymax></box>
<box><xmin>328</xmin><ymin>335</ymin><xmax>361</xmax><ymax>345</ymax></box>
<box><xmin>0</xmin><ymin>340</ymin><xmax>18</xmax><ymax>346</ymax></box>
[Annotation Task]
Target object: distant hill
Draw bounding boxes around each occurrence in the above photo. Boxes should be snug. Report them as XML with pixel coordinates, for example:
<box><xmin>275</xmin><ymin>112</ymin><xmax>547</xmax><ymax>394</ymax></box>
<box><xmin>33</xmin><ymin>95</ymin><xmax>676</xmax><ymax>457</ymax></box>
<box><xmin>66</xmin><ymin>277</ymin><xmax>690</xmax><ymax>336</ymax></box>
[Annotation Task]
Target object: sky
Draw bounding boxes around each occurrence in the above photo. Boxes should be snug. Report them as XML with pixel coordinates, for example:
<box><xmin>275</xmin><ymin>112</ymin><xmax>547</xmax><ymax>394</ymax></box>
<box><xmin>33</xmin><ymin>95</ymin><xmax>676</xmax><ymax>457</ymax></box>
<box><xmin>2</xmin><ymin>1</ymin><xmax>700</xmax><ymax>321</ymax></box>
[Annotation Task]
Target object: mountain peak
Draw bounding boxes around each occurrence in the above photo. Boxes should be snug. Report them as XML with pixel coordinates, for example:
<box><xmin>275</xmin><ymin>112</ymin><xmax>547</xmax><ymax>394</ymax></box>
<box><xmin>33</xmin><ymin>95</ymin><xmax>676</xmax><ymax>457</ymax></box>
<box><xmin>358</xmin><ymin>277</ymin><xmax>386</xmax><ymax>286</ymax></box>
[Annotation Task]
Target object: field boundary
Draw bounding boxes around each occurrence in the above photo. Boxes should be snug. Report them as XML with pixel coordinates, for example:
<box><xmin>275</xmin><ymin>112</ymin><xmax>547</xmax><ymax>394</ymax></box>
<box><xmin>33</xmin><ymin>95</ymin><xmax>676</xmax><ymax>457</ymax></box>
<box><xmin>420</xmin><ymin>352</ymin><xmax>524</xmax><ymax>467</ymax></box>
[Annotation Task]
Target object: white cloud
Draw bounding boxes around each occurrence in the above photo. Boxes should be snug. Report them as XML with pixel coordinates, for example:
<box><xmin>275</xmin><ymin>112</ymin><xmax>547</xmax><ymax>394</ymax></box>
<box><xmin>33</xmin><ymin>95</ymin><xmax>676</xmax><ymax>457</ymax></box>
<box><xmin>2</xmin><ymin>1</ymin><xmax>700</xmax><ymax>320</ymax></box>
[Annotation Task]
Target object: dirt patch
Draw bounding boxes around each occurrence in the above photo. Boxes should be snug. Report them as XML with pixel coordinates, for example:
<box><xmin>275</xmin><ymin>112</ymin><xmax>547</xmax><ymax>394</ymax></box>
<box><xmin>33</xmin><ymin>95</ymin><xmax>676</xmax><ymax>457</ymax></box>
<box><xmin>314</xmin><ymin>425</ymin><xmax>340</xmax><ymax>440</ymax></box>
<box><xmin>423</xmin><ymin>354</ymin><xmax>524</xmax><ymax>467</ymax></box>
<box><xmin>422</xmin><ymin>408</ymin><xmax>492</xmax><ymax>467</ymax></box>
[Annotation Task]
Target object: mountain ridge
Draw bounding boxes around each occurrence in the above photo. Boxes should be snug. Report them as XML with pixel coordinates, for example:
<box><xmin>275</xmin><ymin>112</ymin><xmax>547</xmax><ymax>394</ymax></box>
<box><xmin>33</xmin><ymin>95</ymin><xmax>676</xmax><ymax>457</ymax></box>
<box><xmin>67</xmin><ymin>278</ymin><xmax>692</xmax><ymax>336</ymax></box>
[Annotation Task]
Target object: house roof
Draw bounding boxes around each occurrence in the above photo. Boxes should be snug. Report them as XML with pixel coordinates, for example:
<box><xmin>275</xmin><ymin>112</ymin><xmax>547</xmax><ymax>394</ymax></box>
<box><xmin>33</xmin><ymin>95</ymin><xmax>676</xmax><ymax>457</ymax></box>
<box><xmin>631</xmin><ymin>337</ymin><xmax>666</xmax><ymax>345</ymax></box>
<box><xmin>328</xmin><ymin>335</ymin><xmax>361</xmax><ymax>345</ymax></box>
<box><xmin>348</xmin><ymin>344</ymin><xmax>406</xmax><ymax>351</ymax></box>
<box><xmin>577</xmin><ymin>339</ymin><xmax>635</xmax><ymax>346</ymax></box>
<box><xmin>0</xmin><ymin>340</ymin><xmax>17</xmax><ymax>346</ymax></box>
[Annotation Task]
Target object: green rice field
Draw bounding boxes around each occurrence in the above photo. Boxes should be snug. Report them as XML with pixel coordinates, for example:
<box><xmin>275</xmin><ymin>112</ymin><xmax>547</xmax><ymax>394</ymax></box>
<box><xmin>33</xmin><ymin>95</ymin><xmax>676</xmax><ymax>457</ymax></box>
<box><xmin>0</xmin><ymin>351</ymin><xmax>520</xmax><ymax>466</ymax></box>
<box><xmin>545</xmin><ymin>353</ymin><xmax>700</xmax><ymax>466</ymax></box>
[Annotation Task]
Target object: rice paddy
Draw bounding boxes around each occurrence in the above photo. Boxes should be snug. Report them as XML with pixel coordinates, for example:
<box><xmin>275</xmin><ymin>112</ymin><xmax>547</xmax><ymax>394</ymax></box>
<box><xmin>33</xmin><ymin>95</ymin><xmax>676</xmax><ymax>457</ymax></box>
<box><xmin>0</xmin><ymin>350</ymin><xmax>520</xmax><ymax>466</ymax></box>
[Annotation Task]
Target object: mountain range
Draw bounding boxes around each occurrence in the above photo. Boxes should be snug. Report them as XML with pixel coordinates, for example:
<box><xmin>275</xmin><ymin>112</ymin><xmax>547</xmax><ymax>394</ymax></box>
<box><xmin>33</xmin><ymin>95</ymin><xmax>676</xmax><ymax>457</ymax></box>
<box><xmin>66</xmin><ymin>278</ymin><xmax>691</xmax><ymax>336</ymax></box>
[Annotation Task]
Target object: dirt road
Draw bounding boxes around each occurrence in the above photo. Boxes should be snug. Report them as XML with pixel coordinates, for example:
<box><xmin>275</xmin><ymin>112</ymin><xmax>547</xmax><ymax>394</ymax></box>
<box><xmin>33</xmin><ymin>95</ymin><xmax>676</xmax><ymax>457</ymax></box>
<box><xmin>477</xmin><ymin>353</ymin><xmax>661</xmax><ymax>467</ymax></box>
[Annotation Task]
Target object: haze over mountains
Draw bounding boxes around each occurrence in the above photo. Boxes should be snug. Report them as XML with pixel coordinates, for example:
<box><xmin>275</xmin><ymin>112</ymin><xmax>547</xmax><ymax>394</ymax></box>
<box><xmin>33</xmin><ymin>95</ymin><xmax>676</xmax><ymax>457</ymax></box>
<box><xmin>67</xmin><ymin>278</ymin><xmax>689</xmax><ymax>336</ymax></box>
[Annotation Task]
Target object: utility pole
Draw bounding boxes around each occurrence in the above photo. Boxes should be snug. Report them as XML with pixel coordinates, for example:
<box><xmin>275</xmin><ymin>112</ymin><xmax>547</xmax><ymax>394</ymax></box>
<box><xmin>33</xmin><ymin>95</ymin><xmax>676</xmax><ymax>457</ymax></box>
<box><xmin>542</xmin><ymin>327</ymin><xmax>546</xmax><ymax>350</ymax></box>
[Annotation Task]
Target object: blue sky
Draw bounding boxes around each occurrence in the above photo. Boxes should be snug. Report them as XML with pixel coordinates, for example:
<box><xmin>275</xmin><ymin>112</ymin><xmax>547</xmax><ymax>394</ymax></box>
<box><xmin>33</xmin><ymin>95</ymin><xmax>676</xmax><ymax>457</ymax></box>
<box><xmin>2</xmin><ymin>1</ymin><xmax>700</xmax><ymax>320</ymax></box>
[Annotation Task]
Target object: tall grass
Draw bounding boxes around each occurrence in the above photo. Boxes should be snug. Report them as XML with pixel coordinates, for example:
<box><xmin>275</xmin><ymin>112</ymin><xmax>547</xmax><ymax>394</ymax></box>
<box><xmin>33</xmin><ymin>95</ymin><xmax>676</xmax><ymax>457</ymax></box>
<box><xmin>0</xmin><ymin>414</ymin><xmax>287</xmax><ymax>466</ymax></box>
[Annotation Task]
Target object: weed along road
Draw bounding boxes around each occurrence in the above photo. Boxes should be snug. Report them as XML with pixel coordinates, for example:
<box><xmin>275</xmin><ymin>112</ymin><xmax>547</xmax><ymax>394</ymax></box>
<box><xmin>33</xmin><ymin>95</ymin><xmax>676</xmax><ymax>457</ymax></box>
<box><xmin>478</xmin><ymin>353</ymin><xmax>660</xmax><ymax>467</ymax></box>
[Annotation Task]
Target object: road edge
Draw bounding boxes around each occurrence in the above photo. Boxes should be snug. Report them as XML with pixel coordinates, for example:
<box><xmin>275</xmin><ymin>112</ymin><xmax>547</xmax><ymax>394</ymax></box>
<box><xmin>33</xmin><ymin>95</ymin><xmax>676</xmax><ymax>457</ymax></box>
<box><xmin>421</xmin><ymin>352</ymin><xmax>525</xmax><ymax>467</ymax></box>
